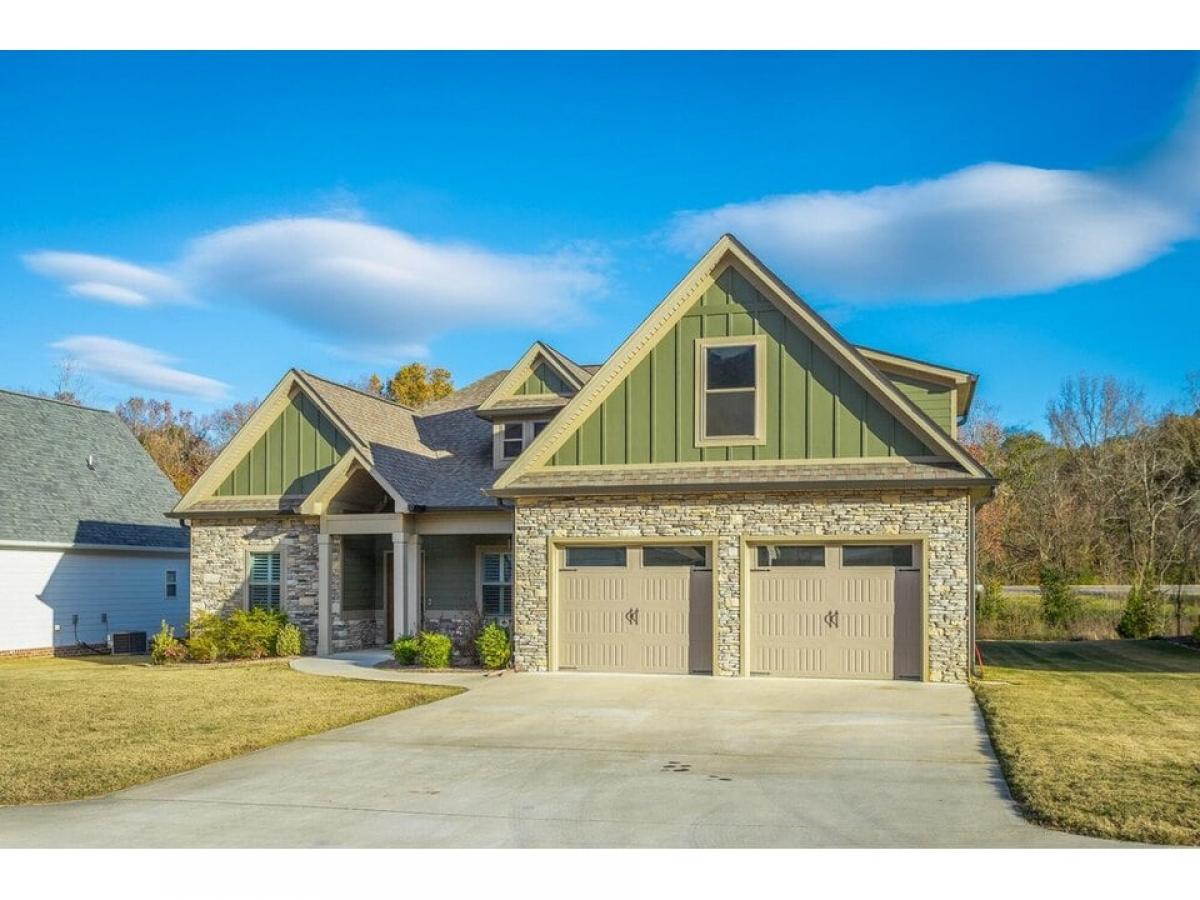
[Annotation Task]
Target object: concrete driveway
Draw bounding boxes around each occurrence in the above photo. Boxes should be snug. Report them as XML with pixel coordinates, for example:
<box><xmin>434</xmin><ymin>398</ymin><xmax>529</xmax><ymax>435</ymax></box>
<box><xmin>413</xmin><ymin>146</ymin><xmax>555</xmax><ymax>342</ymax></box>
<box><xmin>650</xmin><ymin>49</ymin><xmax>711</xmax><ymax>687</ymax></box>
<box><xmin>0</xmin><ymin>658</ymin><xmax>1117</xmax><ymax>848</ymax></box>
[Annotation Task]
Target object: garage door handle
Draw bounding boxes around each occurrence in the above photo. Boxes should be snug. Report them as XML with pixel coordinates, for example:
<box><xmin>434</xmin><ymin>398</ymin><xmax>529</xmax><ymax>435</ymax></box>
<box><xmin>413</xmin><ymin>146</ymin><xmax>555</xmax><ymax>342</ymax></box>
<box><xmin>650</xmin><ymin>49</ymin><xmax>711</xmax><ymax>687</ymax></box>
<box><xmin>823</xmin><ymin>609</ymin><xmax>839</xmax><ymax>628</ymax></box>
<box><xmin>624</xmin><ymin>607</ymin><xmax>639</xmax><ymax>625</ymax></box>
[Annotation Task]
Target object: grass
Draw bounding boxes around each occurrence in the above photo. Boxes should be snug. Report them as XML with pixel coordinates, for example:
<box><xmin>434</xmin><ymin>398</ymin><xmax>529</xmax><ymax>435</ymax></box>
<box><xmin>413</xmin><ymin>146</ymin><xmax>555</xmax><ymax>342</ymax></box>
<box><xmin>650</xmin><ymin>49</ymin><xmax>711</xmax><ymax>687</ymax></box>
<box><xmin>0</xmin><ymin>655</ymin><xmax>461</xmax><ymax>805</ymax></box>
<box><xmin>974</xmin><ymin>640</ymin><xmax>1200</xmax><ymax>845</ymax></box>
<box><xmin>977</xmin><ymin>592</ymin><xmax>1200</xmax><ymax>640</ymax></box>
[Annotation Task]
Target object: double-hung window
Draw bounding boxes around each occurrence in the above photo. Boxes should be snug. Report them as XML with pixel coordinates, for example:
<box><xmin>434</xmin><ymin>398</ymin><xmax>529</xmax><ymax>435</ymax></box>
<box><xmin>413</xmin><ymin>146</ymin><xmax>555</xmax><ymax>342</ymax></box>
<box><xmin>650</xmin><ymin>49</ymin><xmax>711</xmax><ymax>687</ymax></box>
<box><xmin>498</xmin><ymin>420</ymin><xmax>550</xmax><ymax>463</ymax></box>
<box><xmin>248</xmin><ymin>551</ymin><xmax>282</xmax><ymax>611</ymax></box>
<box><xmin>697</xmin><ymin>336</ymin><xmax>765</xmax><ymax>445</ymax></box>
<box><xmin>479</xmin><ymin>550</ymin><xmax>513</xmax><ymax>616</ymax></box>
<box><xmin>165</xmin><ymin>570</ymin><xmax>178</xmax><ymax>599</ymax></box>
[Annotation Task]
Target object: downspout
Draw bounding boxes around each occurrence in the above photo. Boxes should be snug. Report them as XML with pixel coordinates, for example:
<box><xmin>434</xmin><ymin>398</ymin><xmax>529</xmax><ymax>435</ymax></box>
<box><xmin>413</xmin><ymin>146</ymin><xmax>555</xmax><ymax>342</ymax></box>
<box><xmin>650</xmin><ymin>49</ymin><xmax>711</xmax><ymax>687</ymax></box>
<box><xmin>968</xmin><ymin>500</ymin><xmax>978</xmax><ymax>679</ymax></box>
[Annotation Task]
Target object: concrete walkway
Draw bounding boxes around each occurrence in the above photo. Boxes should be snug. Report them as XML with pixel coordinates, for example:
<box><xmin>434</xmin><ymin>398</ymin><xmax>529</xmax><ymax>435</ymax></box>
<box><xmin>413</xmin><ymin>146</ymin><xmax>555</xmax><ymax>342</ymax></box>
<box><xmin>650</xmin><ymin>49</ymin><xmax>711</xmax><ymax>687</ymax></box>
<box><xmin>0</xmin><ymin>654</ymin><xmax>1122</xmax><ymax>848</ymax></box>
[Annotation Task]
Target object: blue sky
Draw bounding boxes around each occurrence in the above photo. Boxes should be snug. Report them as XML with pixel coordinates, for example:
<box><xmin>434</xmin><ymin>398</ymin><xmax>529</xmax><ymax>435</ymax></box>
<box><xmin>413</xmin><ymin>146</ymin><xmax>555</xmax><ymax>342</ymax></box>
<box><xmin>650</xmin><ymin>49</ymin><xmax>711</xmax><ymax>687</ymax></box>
<box><xmin>1</xmin><ymin>51</ymin><xmax>1198</xmax><ymax>431</ymax></box>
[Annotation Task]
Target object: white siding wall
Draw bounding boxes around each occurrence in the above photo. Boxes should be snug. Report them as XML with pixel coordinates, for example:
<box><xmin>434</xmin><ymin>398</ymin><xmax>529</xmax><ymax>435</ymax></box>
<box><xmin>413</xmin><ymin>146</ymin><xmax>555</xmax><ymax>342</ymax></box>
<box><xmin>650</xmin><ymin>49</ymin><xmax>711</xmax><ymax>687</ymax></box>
<box><xmin>0</xmin><ymin>548</ymin><xmax>190</xmax><ymax>652</ymax></box>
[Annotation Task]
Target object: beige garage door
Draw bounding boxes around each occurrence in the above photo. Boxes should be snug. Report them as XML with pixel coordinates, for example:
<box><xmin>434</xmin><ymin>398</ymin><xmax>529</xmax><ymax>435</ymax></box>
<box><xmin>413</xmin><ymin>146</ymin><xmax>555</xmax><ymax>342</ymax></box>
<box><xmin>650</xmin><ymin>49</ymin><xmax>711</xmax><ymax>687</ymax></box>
<box><xmin>747</xmin><ymin>542</ymin><xmax>922</xmax><ymax>680</ymax></box>
<box><xmin>557</xmin><ymin>544</ymin><xmax>713</xmax><ymax>674</ymax></box>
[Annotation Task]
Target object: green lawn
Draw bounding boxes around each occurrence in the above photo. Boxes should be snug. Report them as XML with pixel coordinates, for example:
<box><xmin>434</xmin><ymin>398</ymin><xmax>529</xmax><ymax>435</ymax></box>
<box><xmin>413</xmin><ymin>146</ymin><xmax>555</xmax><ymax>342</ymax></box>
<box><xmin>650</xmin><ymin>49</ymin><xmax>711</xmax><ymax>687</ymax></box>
<box><xmin>977</xmin><ymin>592</ymin><xmax>1200</xmax><ymax>641</ymax></box>
<box><xmin>0</xmin><ymin>655</ymin><xmax>461</xmax><ymax>805</ymax></box>
<box><xmin>975</xmin><ymin>640</ymin><xmax>1200</xmax><ymax>845</ymax></box>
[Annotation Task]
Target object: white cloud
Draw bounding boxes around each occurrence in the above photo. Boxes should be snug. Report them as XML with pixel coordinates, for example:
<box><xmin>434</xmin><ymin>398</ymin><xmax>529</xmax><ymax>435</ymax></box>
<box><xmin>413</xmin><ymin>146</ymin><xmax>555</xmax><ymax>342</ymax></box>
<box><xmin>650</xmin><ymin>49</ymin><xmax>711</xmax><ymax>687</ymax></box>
<box><xmin>26</xmin><ymin>219</ymin><xmax>605</xmax><ymax>356</ymax></box>
<box><xmin>178</xmin><ymin>218</ymin><xmax>604</xmax><ymax>354</ymax></box>
<box><xmin>669</xmin><ymin>85</ymin><xmax>1200</xmax><ymax>304</ymax></box>
<box><xmin>23</xmin><ymin>251</ymin><xmax>186</xmax><ymax>307</ymax></box>
<box><xmin>52</xmin><ymin>336</ymin><xmax>229</xmax><ymax>402</ymax></box>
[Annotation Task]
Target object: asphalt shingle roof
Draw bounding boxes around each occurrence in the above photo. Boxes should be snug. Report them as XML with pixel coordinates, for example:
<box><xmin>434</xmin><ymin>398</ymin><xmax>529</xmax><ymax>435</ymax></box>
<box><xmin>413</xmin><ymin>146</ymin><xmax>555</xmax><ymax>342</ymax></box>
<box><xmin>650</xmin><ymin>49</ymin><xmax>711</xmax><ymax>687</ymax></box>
<box><xmin>292</xmin><ymin>370</ymin><xmax>507</xmax><ymax>510</ymax></box>
<box><xmin>493</xmin><ymin>459</ymin><xmax>987</xmax><ymax>496</ymax></box>
<box><xmin>0</xmin><ymin>390</ymin><xmax>188</xmax><ymax>548</ymax></box>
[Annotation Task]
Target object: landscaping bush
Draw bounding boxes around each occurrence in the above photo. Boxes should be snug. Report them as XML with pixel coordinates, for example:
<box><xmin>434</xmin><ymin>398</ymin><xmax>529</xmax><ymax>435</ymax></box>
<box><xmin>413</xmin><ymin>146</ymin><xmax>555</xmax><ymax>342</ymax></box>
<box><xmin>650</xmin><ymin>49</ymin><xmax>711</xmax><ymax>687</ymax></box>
<box><xmin>1039</xmin><ymin>566</ymin><xmax>1081</xmax><ymax>629</ymax></box>
<box><xmin>475</xmin><ymin>622</ymin><xmax>512</xmax><ymax>670</ymax></box>
<box><xmin>1193</xmin><ymin>620</ymin><xmax>1200</xmax><ymax>641</ymax></box>
<box><xmin>185</xmin><ymin>612</ymin><xmax>224</xmax><ymax>662</ymax></box>
<box><xmin>149</xmin><ymin>621</ymin><xmax>187</xmax><ymax>665</ymax></box>
<box><xmin>274</xmin><ymin>623</ymin><xmax>304</xmax><ymax>657</ymax></box>
<box><xmin>1117</xmin><ymin>581</ymin><xmax>1165</xmax><ymax>639</ymax></box>
<box><xmin>417</xmin><ymin>631</ymin><xmax>452</xmax><ymax>668</ymax></box>
<box><xmin>393</xmin><ymin>634</ymin><xmax>419</xmax><ymax>664</ymax></box>
<box><xmin>976</xmin><ymin>575</ymin><xmax>1006</xmax><ymax>622</ymax></box>
<box><xmin>222</xmin><ymin>608</ymin><xmax>287</xmax><ymax>659</ymax></box>
<box><xmin>185</xmin><ymin>609</ymin><xmax>292</xmax><ymax>661</ymax></box>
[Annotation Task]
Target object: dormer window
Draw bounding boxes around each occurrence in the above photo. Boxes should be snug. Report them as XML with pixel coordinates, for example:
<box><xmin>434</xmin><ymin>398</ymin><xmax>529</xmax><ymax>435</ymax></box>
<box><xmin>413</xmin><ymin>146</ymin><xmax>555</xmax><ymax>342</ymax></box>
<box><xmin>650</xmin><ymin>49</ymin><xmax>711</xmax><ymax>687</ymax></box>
<box><xmin>502</xmin><ymin>423</ymin><xmax>524</xmax><ymax>459</ymax></box>
<box><xmin>696</xmin><ymin>335</ymin><xmax>766</xmax><ymax>446</ymax></box>
<box><xmin>496</xmin><ymin>419</ymin><xmax>550</xmax><ymax>466</ymax></box>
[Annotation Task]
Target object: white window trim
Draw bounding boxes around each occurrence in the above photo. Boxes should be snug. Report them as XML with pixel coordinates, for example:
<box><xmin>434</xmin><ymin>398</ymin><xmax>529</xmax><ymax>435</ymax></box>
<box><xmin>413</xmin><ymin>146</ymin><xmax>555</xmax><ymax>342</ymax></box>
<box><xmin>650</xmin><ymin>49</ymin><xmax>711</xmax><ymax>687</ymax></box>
<box><xmin>475</xmin><ymin>544</ymin><xmax>514</xmax><ymax>617</ymax></box>
<box><xmin>492</xmin><ymin>419</ymin><xmax>551</xmax><ymax>469</ymax></box>
<box><xmin>694</xmin><ymin>333</ymin><xmax>768</xmax><ymax>448</ymax></box>
<box><xmin>244</xmin><ymin>541</ymin><xmax>287</xmax><ymax>612</ymax></box>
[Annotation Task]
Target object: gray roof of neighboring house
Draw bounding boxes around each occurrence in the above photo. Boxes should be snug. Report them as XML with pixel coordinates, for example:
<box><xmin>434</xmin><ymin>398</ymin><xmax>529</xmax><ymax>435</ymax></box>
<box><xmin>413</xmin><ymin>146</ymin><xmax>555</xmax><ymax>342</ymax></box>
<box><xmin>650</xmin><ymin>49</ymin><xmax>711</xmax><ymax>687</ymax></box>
<box><xmin>0</xmin><ymin>390</ymin><xmax>188</xmax><ymax>548</ymax></box>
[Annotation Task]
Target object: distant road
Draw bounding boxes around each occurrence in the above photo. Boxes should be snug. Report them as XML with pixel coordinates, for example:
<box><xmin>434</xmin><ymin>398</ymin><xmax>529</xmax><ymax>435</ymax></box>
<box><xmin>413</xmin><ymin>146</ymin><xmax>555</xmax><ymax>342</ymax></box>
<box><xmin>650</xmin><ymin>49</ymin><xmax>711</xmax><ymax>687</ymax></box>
<box><xmin>1002</xmin><ymin>584</ymin><xmax>1200</xmax><ymax>598</ymax></box>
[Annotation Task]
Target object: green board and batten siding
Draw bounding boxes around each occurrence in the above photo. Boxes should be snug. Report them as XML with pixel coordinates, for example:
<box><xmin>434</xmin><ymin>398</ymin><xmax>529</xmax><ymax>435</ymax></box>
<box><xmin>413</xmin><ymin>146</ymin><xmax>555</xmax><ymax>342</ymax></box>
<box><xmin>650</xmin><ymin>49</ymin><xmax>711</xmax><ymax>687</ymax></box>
<box><xmin>515</xmin><ymin>361</ymin><xmax>575</xmax><ymax>397</ymax></box>
<box><xmin>549</xmin><ymin>265</ymin><xmax>932</xmax><ymax>466</ymax></box>
<box><xmin>891</xmin><ymin>374</ymin><xmax>956</xmax><ymax>434</ymax></box>
<box><xmin>216</xmin><ymin>392</ymin><xmax>352</xmax><ymax>496</ymax></box>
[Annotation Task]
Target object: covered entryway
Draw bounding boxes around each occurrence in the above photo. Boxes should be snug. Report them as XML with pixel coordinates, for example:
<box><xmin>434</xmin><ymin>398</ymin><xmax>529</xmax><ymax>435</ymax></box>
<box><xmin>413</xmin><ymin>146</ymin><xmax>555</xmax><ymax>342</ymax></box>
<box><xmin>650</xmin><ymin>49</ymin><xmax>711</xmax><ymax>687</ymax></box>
<box><xmin>555</xmin><ymin>542</ymin><xmax>714</xmax><ymax>675</ymax></box>
<box><xmin>746</xmin><ymin>540</ymin><xmax>923</xmax><ymax>680</ymax></box>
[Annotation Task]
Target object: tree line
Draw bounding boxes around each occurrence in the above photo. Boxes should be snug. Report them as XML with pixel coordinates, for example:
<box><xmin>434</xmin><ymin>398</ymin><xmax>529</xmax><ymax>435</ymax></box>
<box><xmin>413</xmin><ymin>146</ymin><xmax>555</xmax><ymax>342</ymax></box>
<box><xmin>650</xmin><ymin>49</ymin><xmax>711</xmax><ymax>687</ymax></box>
<box><xmin>964</xmin><ymin>373</ymin><xmax>1200</xmax><ymax>637</ymax></box>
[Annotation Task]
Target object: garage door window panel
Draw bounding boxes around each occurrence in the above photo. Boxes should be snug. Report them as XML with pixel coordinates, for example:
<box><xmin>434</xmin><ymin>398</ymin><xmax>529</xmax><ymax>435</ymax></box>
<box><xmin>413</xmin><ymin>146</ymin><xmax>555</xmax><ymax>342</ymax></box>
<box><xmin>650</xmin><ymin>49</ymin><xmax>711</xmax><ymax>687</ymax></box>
<box><xmin>643</xmin><ymin>545</ymin><xmax>709</xmax><ymax>568</ymax></box>
<box><xmin>756</xmin><ymin>545</ymin><xmax>826</xmax><ymax>568</ymax></box>
<box><xmin>842</xmin><ymin>545</ymin><xmax>914</xmax><ymax>567</ymax></box>
<box><xmin>564</xmin><ymin>546</ymin><xmax>627</xmax><ymax>568</ymax></box>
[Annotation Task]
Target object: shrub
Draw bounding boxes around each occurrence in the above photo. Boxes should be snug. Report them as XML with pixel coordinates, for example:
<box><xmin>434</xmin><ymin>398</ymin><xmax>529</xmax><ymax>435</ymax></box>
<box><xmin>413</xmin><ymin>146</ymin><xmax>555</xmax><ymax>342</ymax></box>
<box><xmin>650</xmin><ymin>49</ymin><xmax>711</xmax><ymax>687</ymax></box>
<box><xmin>186</xmin><ymin>612</ymin><xmax>224</xmax><ymax>662</ymax></box>
<box><xmin>1039</xmin><ymin>566</ymin><xmax>1081</xmax><ymax>629</ymax></box>
<box><xmin>393</xmin><ymin>634</ymin><xmax>420</xmax><ymax>665</ymax></box>
<box><xmin>185</xmin><ymin>608</ymin><xmax>290</xmax><ymax>661</ymax></box>
<box><xmin>1193</xmin><ymin>620</ymin><xmax>1200</xmax><ymax>641</ymax></box>
<box><xmin>417</xmin><ymin>631</ymin><xmax>452</xmax><ymax>668</ymax></box>
<box><xmin>223</xmin><ymin>608</ymin><xmax>287</xmax><ymax>659</ymax></box>
<box><xmin>149</xmin><ymin>621</ymin><xmax>186</xmax><ymax>665</ymax></box>
<box><xmin>1117</xmin><ymin>581</ymin><xmax>1165</xmax><ymax>639</ymax></box>
<box><xmin>475</xmin><ymin>622</ymin><xmax>512</xmax><ymax>670</ymax></box>
<box><xmin>976</xmin><ymin>575</ymin><xmax>1007</xmax><ymax>622</ymax></box>
<box><xmin>274</xmin><ymin>623</ymin><xmax>304</xmax><ymax>657</ymax></box>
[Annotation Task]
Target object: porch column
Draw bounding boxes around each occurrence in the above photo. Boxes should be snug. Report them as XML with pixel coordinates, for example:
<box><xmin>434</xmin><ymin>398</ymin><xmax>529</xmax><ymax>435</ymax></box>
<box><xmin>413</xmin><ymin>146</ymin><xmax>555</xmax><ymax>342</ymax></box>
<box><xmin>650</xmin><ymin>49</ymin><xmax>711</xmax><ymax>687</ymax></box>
<box><xmin>405</xmin><ymin>533</ymin><xmax>421</xmax><ymax>635</ymax></box>
<box><xmin>391</xmin><ymin>532</ymin><xmax>407</xmax><ymax>639</ymax></box>
<box><xmin>317</xmin><ymin>533</ymin><xmax>332</xmax><ymax>656</ymax></box>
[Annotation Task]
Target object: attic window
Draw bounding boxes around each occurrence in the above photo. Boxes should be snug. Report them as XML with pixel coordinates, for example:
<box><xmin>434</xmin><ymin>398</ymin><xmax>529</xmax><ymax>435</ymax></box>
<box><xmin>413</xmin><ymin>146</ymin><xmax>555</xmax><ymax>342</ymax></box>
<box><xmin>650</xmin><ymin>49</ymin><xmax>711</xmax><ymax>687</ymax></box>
<box><xmin>697</xmin><ymin>336</ymin><xmax>766</xmax><ymax>446</ymax></box>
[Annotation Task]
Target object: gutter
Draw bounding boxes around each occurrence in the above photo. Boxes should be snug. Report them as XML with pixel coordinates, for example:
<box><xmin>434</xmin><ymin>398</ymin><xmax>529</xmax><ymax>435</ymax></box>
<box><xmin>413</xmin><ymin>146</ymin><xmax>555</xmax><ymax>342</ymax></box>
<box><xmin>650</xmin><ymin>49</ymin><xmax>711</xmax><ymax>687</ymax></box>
<box><xmin>0</xmin><ymin>539</ymin><xmax>188</xmax><ymax>554</ymax></box>
<box><xmin>490</xmin><ymin>476</ymin><xmax>999</xmax><ymax>499</ymax></box>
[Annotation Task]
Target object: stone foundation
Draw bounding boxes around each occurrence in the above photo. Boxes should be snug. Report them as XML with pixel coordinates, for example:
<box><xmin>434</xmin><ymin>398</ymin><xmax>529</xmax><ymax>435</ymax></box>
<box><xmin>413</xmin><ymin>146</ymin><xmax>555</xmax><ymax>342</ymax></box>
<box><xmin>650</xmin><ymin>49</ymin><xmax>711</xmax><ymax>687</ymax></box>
<box><xmin>513</xmin><ymin>489</ymin><xmax>971</xmax><ymax>682</ymax></box>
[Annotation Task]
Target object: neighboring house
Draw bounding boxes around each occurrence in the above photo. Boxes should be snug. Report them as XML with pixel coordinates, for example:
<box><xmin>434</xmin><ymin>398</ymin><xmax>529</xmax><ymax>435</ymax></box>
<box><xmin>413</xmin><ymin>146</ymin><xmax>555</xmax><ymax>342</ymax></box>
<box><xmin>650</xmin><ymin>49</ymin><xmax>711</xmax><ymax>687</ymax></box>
<box><xmin>0</xmin><ymin>390</ymin><xmax>190</xmax><ymax>656</ymax></box>
<box><xmin>173</xmin><ymin>235</ymin><xmax>994</xmax><ymax>681</ymax></box>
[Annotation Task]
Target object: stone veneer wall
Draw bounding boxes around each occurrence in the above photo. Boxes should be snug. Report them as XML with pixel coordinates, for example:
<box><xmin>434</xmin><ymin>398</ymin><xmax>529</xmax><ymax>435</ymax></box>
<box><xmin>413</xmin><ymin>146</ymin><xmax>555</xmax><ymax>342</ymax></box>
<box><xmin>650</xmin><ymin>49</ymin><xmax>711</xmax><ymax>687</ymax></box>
<box><xmin>189</xmin><ymin>517</ymin><xmax>320</xmax><ymax>653</ymax></box>
<box><xmin>189</xmin><ymin>521</ymin><xmax>387</xmax><ymax>655</ymax></box>
<box><xmin>513</xmin><ymin>489</ymin><xmax>971</xmax><ymax>682</ymax></box>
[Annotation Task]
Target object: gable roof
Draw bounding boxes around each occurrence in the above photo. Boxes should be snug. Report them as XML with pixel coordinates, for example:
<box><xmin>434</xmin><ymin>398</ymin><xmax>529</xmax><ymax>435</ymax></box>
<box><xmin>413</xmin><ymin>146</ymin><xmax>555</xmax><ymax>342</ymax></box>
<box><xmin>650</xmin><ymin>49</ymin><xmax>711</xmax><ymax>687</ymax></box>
<box><xmin>174</xmin><ymin>369</ymin><xmax>508</xmax><ymax>516</ymax></box>
<box><xmin>856</xmin><ymin>346</ymin><xmax>978</xmax><ymax>419</ymax></box>
<box><xmin>475</xmin><ymin>341</ymin><xmax>588</xmax><ymax>419</ymax></box>
<box><xmin>493</xmin><ymin>234</ymin><xmax>993</xmax><ymax>495</ymax></box>
<box><xmin>0</xmin><ymin>390</ymin><xmax>187</xmax><ymax>548</ymax></box>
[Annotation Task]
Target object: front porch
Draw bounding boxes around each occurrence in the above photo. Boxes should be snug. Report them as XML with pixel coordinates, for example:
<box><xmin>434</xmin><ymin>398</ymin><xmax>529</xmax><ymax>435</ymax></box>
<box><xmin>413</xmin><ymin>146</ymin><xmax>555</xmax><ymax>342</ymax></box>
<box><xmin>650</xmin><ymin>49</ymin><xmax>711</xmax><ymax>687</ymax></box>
<box><xmin>318</xmin><ymin>510</ymin><xmax>513</xmax><ymax>660</ymax></box>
